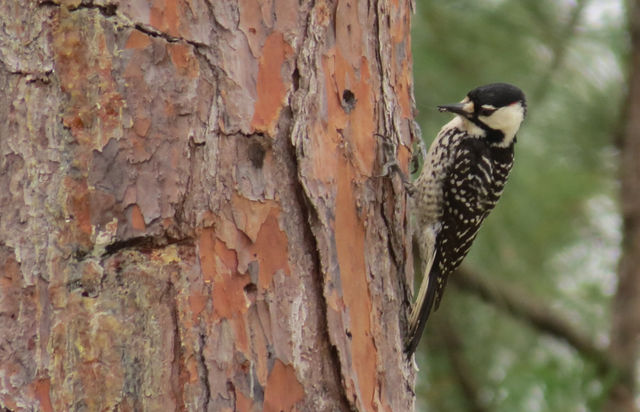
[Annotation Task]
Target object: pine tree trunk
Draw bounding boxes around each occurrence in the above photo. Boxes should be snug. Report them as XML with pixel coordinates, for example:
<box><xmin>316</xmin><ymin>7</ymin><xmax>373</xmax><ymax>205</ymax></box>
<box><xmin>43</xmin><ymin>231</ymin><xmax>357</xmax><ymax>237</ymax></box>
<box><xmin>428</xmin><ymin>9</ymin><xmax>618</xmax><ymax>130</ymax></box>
<box><xmin>0</xmin><ymin>1</ymin><xmax>417</xmax><ymax>410</ymax></box>
<box><xmin>606</xmin><ymin>1</ymin><xmax>640</xmax><ymax>410</ymax></box>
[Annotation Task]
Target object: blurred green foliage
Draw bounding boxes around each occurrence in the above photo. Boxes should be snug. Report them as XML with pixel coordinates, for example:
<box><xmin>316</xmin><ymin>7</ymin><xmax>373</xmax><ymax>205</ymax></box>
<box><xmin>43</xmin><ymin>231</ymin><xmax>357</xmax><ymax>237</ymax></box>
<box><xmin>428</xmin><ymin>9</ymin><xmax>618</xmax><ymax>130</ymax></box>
<box><xmin>411</xmin><ymin>0</ymin><xmax>627</xmax><ymax>410</ymax></box>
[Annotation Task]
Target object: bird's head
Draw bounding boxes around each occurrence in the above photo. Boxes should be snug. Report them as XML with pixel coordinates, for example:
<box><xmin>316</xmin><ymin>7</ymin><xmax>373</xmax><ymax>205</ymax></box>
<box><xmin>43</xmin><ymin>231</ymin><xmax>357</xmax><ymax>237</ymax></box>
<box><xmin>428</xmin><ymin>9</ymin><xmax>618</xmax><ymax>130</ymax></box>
<box><xmin>438</xmin><ymin>83</ymin><xmax>527</xmax><ymax>147</ymax></box>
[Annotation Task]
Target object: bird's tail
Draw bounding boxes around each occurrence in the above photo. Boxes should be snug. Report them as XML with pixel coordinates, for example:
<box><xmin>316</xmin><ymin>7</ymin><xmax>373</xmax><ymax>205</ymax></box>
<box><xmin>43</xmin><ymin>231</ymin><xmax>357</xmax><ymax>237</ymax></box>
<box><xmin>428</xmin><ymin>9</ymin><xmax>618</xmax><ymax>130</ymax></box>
<box><xmin>405</xmin><ymin>253</ymin><xmax>440</xmax><ymax>355</ymax></box>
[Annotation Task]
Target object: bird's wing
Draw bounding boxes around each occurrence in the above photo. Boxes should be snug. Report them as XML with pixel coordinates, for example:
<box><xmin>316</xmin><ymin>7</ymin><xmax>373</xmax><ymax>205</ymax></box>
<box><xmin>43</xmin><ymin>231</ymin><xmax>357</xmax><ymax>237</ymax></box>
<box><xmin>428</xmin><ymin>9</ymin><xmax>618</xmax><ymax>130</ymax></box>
<box><xmin>406</xmin><ymin>245</ymin><xmax>437</xmax><ymax>354</ymax></box>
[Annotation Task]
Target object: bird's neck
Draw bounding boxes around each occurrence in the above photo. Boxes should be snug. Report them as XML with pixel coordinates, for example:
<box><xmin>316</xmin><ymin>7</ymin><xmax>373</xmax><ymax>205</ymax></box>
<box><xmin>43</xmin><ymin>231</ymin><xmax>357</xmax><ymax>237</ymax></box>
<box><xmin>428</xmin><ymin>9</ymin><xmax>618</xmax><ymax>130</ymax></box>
<box><xmin>443</xmin><ymin>116</ymin><xmax>486</xmax><ymax>138</ymax></box>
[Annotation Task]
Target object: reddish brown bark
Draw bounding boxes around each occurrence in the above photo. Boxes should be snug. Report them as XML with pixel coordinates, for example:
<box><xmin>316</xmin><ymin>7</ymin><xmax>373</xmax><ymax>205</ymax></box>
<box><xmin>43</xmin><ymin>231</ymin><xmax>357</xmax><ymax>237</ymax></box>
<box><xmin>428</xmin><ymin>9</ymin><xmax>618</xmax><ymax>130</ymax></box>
<box><xmin>0</xmin><ymin>0</ymin><xmax>416</xmax><ymax>410</ymax></box>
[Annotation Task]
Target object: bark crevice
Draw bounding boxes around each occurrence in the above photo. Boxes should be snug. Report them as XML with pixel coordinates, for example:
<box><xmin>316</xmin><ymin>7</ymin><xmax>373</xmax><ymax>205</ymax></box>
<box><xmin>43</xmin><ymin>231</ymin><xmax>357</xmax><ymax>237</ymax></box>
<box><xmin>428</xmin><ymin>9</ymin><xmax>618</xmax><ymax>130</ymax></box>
<box><xmin>198</xmin><ymin>332</ymin><xmax>211</xmax><ymax>411</ymax></box>
<box><xmin>102</xmin><ymin>235</ymin><xmax>193</xmax><ymax>257</ymax></box>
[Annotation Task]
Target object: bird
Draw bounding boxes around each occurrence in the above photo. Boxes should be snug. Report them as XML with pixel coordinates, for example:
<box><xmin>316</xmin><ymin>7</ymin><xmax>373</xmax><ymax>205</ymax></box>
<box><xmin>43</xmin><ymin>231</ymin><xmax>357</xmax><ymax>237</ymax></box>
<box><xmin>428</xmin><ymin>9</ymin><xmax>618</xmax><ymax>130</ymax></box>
<box><xmin>405</xmin><ymin>82</ymin><xmax>527</xmax><ymax>355</ymax></box>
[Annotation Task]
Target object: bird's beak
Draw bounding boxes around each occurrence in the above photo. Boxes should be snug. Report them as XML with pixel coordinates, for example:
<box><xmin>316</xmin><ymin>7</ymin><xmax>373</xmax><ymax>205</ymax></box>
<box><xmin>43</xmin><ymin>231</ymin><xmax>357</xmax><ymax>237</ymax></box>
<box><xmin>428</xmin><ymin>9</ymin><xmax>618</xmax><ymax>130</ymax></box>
<box><xmin>438</xmin><ymin>101</ymin><xmax>474</xmax><ymax>117</ymax></box>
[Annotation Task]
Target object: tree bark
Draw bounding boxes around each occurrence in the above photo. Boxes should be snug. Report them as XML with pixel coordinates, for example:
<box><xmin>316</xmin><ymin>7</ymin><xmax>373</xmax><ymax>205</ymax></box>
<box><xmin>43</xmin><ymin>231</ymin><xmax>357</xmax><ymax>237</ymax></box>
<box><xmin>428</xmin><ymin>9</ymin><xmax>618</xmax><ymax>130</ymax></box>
<box><xmin>605</xmin><ymin>1</ymin><xmax>640</xmax><ymax>410</ymax></box>
<box><xmin>0</xmin><ymin>0</ymin><xmax>417</xmax><ymax>411</ymax></box>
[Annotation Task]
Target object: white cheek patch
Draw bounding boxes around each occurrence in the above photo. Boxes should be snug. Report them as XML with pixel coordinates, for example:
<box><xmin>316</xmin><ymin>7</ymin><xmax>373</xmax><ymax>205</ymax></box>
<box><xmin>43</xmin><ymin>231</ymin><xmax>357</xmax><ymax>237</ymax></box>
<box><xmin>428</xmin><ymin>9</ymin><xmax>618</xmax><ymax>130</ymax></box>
<box><xmin>479</xmin><ymin>102</ymin><xmax>525</xmax><ymax>145</ymax></box>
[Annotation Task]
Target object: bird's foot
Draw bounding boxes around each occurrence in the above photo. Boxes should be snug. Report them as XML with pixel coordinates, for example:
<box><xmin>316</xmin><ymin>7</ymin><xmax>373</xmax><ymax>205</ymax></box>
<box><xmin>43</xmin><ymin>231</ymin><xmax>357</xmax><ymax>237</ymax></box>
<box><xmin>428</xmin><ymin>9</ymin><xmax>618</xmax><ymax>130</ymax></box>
<box><xmin>376</xmin><ymin>133</ymin><xmax>416</xmax><ymax>196</ymax></box>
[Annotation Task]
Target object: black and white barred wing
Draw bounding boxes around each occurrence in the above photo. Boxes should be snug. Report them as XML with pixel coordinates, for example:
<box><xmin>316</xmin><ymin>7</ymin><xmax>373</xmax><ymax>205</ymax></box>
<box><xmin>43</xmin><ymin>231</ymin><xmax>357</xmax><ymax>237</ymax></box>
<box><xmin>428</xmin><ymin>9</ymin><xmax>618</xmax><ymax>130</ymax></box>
<box><xmin>430</xmin><ymin>138</ymin><xmax>505</xmax><ymax>310</ymax></box>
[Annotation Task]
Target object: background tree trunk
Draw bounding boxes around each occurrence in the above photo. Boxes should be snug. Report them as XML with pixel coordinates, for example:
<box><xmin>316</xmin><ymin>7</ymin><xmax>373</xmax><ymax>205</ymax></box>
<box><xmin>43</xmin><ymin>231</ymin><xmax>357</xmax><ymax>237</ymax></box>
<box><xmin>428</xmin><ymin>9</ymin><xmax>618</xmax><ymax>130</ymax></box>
<box><xmin>606</xmin><ymin>1</ymin><xmax>640</xmax><ymax>410</ymax></box>
<box><xmin>0</xmin><ymin>0</ymin><xmax>417</xmax><ymax>410</ymax></box>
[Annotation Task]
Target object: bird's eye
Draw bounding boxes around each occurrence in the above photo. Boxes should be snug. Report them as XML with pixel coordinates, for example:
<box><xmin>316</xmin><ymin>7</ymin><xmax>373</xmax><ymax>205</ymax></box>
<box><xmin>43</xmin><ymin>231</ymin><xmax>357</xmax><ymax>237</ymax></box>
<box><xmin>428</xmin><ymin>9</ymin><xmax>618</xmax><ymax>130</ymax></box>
<box><xmin>478</xmin><ymin>107</ymin><xmax>496</xmax><ymax>116</ymax></box>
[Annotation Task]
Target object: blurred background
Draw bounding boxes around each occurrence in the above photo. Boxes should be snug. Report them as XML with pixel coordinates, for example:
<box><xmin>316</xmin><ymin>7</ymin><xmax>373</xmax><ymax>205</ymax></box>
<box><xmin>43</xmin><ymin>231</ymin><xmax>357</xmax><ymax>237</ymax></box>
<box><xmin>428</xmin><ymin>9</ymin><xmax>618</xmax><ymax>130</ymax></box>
<box><xmin>411</xmin><ymin>0</ymin><xmax>633</xmax><ymax>411</ymax></box>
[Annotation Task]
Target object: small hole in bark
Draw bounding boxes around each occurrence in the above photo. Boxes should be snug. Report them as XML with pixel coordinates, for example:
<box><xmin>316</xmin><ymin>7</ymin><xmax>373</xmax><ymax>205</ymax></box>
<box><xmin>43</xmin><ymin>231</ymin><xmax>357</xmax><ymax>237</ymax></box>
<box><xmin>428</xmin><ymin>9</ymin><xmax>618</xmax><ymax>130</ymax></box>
<box><xmin>341</xmin><ymin>89</ymin><xmax>356</xmax><ymax>113</ymax></box>
<box><xmin>292</xmin><ymin>67</ymin><xmax>300</xmax><ymax>91</ymax></box>
<box><xmin>73</xmin><ymin>248</ymin><xmax>88</xmax><ymax>261</ymax></box>
<box><xmin>244</xmin><ymin>283</ymin><xmax>258</xmax><ymax>304</ymax></box>
<box><xmin>102</xmin><ymin>4</ymin><xmax>117</xmax><ymax>16</ymax></box>
<box><xmin>248</xmin><ymin>141</ymin><xmax>266</xmax><ymax>169</ymax></box>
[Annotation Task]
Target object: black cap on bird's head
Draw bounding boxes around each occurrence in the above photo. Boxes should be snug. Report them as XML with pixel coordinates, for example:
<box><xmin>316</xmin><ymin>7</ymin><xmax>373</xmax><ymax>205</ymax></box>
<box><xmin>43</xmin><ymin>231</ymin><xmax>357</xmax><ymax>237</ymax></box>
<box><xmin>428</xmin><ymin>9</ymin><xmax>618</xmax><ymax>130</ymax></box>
<box><xmin>467</xmin><ymin>83</ymin><xmax>526</xmax><ymax>112</ymax></box>
<box><xmin>438</xmin><ymin>83</ymin><xmax>527</xmax><ymax>145</ymax></box>
<box><xmin>438</xmin><ymin>83</ymin><xmax>526</xmax><ymax>116</ymax></box>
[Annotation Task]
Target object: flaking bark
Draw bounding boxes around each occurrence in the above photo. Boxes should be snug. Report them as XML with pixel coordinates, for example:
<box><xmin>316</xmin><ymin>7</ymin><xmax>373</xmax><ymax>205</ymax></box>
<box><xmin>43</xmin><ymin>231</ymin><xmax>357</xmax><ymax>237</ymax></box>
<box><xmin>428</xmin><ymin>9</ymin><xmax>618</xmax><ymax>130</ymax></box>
<box><xmin>0</xmin><ymin>0</ymin><xmax>417</xmax><ymax>410</ymax></box>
